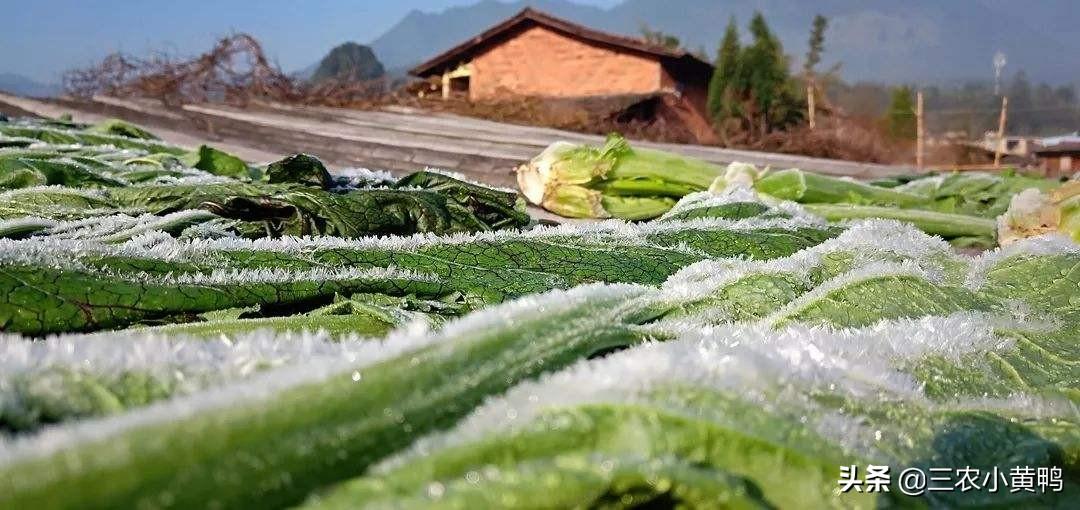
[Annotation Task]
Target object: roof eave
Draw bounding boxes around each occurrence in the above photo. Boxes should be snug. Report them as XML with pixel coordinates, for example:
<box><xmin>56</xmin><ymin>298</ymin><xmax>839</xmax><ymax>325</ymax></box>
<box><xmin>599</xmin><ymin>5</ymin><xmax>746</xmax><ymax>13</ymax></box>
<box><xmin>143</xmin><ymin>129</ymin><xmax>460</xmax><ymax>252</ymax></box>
<box><xmin>408</xmin><ymin>7</ymin><xmax>713</xmax><ymax>77</ymax></box>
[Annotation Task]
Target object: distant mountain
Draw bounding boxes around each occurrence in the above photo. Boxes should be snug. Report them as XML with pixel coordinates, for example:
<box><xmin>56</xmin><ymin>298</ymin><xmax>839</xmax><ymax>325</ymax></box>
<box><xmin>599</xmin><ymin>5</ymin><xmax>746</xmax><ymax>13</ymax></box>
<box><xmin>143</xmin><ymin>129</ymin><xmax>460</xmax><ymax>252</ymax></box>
<box><xmin>310</xmin><ymin>42</ymin><xmax>385</xmax><ymax>83</ymax></box>
<box><xmin>0</xmin><ymin>73</ymin><xmax>60</xmax><ymax>97</ymax></box>
<box><xmin>366</xmin><ymin>0</ymin><xmax>1079</xmax><ymax>85</ymax></box>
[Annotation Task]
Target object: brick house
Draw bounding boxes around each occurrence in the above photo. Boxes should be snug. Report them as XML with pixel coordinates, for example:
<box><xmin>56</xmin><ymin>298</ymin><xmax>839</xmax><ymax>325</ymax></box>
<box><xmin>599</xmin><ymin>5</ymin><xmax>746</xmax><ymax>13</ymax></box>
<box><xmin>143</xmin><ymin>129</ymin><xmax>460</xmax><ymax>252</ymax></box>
<box><xmin>1033</xmin><ymin>141</ymin><xmax>1080</xmax><ymax>177</ymax></box>
<box><xmin>409</xmin><ymin>8</ymin><xmax>714</xmax><ymax>136</ymax></box>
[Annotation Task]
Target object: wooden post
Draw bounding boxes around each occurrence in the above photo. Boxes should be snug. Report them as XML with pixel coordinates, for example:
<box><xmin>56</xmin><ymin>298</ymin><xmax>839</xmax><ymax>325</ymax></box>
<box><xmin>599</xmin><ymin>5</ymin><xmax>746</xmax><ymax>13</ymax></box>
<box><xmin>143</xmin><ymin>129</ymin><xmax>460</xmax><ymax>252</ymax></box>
<box><xmin>807</xmin><ymin>83</ymin><xmax>816</xmax><ymax>130</ymax></box>
<box><xmin>915</xmin><ymin>91</ymin><xmax>924</xmax><ymax>171</ymax></box>
<box><xmin>993</xmin><ymin>96</ymin><xmax>1009</xmax><ymax>168</ymax></box>
<box><xmin>441</xmin><ymin>72</ymin><xmax>450</xmax><ymax>100</ymax></box>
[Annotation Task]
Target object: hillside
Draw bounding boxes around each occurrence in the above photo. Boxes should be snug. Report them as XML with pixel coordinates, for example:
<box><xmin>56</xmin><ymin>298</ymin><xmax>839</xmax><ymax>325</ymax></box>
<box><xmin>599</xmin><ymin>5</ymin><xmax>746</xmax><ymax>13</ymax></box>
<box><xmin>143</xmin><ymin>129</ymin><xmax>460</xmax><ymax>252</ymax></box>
<box><xmin>310</xmin><ymin>42</ymin><xmax>386</xmax><ymax>83</ymax></box>
<box><xmin>367</xmin><ymin>0</ymin><xmax>1078</xmax><ymax>85</ymax></box>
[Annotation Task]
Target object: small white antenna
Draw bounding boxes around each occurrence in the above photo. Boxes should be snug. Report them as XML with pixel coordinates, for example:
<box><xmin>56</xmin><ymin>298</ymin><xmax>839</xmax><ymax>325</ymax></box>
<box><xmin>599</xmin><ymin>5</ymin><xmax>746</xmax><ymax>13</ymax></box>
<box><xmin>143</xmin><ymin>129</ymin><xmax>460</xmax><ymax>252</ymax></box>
<box><xmin>993</xmin><ymin>51</ymin><xmax>1006</xmax><ymax>95</ymax></box>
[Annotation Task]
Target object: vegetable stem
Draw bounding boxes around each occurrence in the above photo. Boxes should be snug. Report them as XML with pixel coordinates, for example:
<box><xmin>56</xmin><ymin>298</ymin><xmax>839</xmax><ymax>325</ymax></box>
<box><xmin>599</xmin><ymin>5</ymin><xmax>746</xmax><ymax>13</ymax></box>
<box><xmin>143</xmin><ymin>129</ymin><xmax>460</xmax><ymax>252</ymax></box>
<box><xmin>803</xmin><ymin>203</ymin><xmax>996</xmax><ymax>238</ymax></box>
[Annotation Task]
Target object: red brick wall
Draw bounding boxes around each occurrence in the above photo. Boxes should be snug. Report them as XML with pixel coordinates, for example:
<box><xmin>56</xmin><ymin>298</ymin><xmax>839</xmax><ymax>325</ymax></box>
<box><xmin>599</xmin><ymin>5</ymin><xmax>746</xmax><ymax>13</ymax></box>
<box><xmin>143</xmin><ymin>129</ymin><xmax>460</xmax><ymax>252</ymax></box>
<box><xmin>470</xmin><ymin>25</ymin><xmax>662</xmax><ymax>99</ymax></box>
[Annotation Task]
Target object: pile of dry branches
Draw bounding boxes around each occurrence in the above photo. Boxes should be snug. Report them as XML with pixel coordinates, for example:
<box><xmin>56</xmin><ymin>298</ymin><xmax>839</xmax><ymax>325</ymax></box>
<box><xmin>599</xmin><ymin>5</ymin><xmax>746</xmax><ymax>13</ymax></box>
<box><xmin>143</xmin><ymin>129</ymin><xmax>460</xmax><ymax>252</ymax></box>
<box><xmin>63</xmin><ymin>33</ymin><xmax>370</xmax><ymax>107</ymax></box>
<box><xmin>63</xmin><ymin>34</ymin><xmax>299</xmax><ymax>106</ymax></box>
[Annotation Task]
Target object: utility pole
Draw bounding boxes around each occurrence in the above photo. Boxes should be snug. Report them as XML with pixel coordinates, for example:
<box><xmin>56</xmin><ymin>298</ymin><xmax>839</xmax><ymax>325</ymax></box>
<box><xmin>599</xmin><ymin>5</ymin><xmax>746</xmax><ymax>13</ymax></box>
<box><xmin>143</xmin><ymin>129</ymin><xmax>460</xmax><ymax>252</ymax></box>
<box><xmin>807</xmin><ymin>83</ymin><xmax>816</xmax><ymax>130</ymax></box>
<box><xmin>994</xmin><ymin>96</ymin><xmax>1009</xmax><ymax>168</ymax></box>
<box><xmin>915</xmin><ymin>91</ymin><xmax>924</xmax><ymax>171</ymax></box>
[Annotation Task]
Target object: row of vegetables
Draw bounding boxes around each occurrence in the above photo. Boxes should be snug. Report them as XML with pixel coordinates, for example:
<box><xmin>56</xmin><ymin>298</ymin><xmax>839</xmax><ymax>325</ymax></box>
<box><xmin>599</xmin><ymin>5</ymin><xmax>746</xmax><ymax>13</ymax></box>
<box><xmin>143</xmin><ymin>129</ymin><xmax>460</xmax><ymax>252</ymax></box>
<box><xmin>517</xmin><ymin>134</ymin><xmax>1080</xmax><ymax>248</ymax></box>
<box><xmin>0</xmin><ymin>116</ymin><xmax>1076</xmax><ymax>508</ymax></box>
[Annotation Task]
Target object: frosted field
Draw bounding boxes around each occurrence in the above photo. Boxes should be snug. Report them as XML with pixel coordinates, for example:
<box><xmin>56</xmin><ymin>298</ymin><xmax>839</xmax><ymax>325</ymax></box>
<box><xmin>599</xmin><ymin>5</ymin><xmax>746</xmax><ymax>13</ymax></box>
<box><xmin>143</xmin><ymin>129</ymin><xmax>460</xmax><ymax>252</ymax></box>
<box><xmin>0</xmin><ymin>117</ymin><xmax>1076</xmax><ymax>508</ymax></box>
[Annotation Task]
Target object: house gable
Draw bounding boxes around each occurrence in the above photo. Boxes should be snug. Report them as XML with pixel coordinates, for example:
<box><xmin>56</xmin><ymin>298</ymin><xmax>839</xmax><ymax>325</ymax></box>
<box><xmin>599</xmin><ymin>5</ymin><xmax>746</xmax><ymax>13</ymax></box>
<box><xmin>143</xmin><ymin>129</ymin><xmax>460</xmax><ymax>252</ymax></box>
<box><xmin>469</xmin><ymin>24</ymin><xmax>662</xmax><ymax>100</ymax></box>
<box><xmin>409</xmin><ymin>7</ymin><xmax>711</xmax><ymax>80</ymax></box>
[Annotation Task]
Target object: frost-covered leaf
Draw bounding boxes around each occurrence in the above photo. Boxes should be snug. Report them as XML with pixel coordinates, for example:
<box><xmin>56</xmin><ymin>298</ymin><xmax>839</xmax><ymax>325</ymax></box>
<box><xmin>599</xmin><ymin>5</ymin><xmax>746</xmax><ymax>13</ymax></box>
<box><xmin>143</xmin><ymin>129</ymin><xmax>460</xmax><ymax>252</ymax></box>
<box><xmin>180</xmin><ymin>145</ymin><xmax>250</xmax><ymax>180</ymax></box>
<box><xmin>0</xmin><ymin>331</ymin><xmax>386</xmax><ymax>433</ymax></box>
<box><xmin>84</xmin><ymin>119</ymin><xmax>160</xmax><ymax>140</ymax></box>
<box><xmin>0</xmin><ymin>119</ymin><xmax>536</xmax><ymax>239</ymax></box>
<box><xmin>0</xmin><ymin>284</ymin><xmax>656</xmax><ymax>508</ymax></box>
<box><xmin>265</xmin><ymin>153</ymin><xmax>333</xmax><ymax>188</ymax></box>
<box><xmin>0</xmin><ymin>215</ymin><xmax>837</xmax><ymax>334</ymax></box>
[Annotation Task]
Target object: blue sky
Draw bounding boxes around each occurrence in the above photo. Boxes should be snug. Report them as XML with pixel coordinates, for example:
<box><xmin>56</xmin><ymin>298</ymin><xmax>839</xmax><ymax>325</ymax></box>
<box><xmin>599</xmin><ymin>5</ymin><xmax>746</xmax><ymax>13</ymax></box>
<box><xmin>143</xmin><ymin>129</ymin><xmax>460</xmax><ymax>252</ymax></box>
<box><xmin>2</xmin><ymin>0</ymin><xmax>620</xmax><ymax>83</ymax></box>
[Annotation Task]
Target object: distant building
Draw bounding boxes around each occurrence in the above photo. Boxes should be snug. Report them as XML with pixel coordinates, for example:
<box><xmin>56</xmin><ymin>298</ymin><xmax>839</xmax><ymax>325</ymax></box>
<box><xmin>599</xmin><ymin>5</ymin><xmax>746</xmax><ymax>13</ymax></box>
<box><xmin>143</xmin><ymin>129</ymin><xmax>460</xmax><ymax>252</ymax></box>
<box><xmin>1033</xmin><ymin>141</ymin><xmax>1080</xmax><ymax>177</ymax></box>
<box><xmin>1039</xmin><ymin>132</ymin><xmax>1080</xmax><ymax>148</ymax></box>
<box><xmin>974</xmin><ymin>132</ymin><xmax>1037</xmax><ymax>157</ymax></box>
<box><xmin>409</xmin><ymin>8</ymin><xmax>714</xmax><ymax>137</ymax></box>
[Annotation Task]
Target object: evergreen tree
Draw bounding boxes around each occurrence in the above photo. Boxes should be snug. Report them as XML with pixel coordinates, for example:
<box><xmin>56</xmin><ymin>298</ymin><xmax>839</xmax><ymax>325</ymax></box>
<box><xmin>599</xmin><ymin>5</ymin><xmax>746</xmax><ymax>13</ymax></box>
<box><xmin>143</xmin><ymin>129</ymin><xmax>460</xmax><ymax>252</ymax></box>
<box><xmin>705</xmin><ymin>12</ymin><xmax>806</xmax><ymax>140</ymax></box>
<box><xmin>743</xmin><ymin>12</ymin><xmax>795</xmax><ymax>135</ymax></box>
<box><xmin>886</xmin><ymin>86</ymin><xmax>916</xmax><ymax>140</ymax></box>
<box><xmin>804</xmin><ymin>15</ymin><xmax>828</xmax><ymax>77</ymax></box>
<box><xmin>707</xmin><ymin>18</ymin><xmax>741</xmax><ymax>124</ymax></box>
